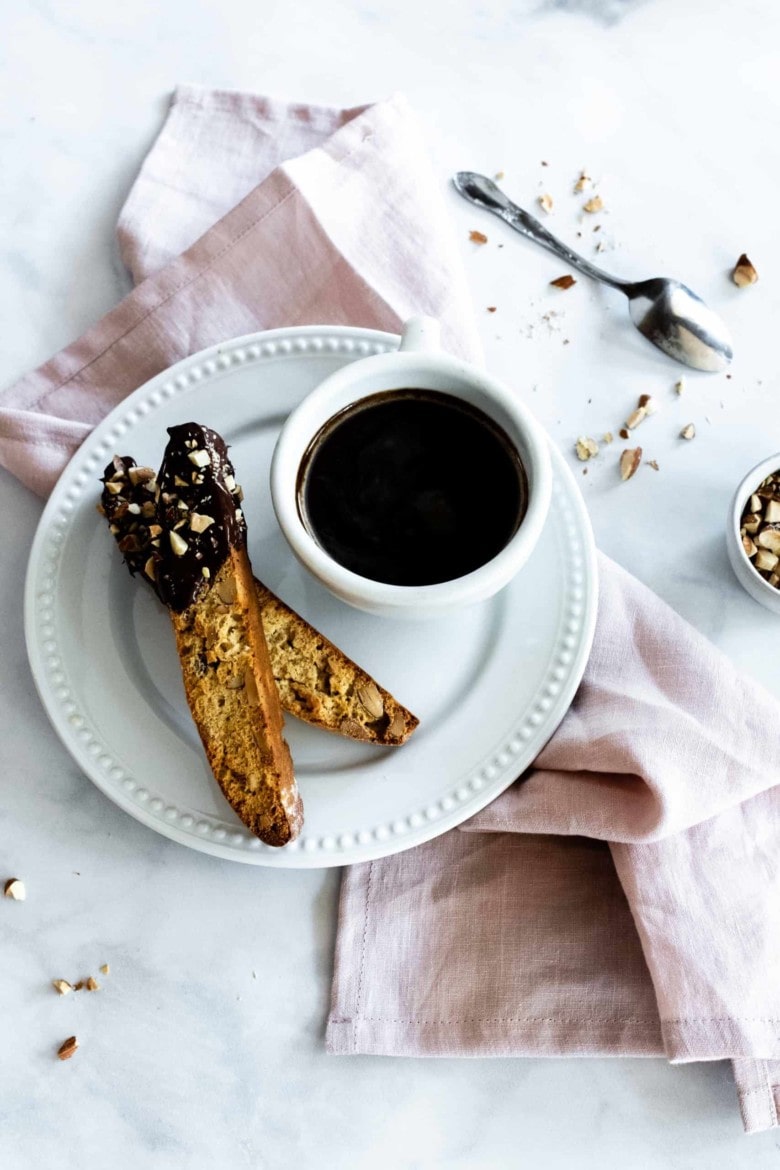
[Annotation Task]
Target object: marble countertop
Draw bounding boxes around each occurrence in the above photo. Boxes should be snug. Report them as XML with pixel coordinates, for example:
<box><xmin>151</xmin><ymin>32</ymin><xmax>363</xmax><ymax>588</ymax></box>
<box><xmin>3</xmin><ymin>0</ymin><xmax>780</xmax><ymax>1166</ymax></box>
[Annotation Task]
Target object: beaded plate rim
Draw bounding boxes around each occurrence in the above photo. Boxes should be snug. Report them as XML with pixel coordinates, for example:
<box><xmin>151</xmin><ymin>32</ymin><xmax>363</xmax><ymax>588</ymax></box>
<box><xmin>24</xmin><ymin>325</ymin><xmax>598</xmax><ymax>868</ymax></box>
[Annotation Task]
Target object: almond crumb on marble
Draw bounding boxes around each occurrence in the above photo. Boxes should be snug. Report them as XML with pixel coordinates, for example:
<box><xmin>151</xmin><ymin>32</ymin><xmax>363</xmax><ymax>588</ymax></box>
<box><xmin>469</xmin><ymin>230</ymin><xmax>488</xmax><ymax>244</ymax></box>
<box><xmin>494</xmin><ymin>171</ymin><xmax>505</xmax><ymax>180</ymax></box>
<box><xmin>73</xmin><ymin>981</ymin><xmax>85</xmax><ymax>991</ymax></box>
<box><xmin>4</xmin><ymin>878</ymin><xmax>25</xmax><ymax>901</ymax></box>
<box><xmin>675</xmin><ymin>377</ymin><xmax>686</xmax><ymax>395</ymax></box>
<box><xmin>86</xmin><ymin>976</ymin><xmax>100</xmax><ymax>992</ymax></box>
<box><xmin>619</xmin><ymin>447</ymin><xmax>642</xmax><ymax>481</ymax></box>
<box><xmin>550</xmin><ymin>274</ymin><xmax>576</xmax><ymax>290</ymax></box>
<box><xmin>646</xmin><ymin>460</ymin><xmax>660</xmax><ymax>471</ymax></box>
<box><xmin>538</xmin><ymin>193</ymin><xmax>554</xmax><ymax>214</ymax></box>
<box><xmin>732</xmin><ymin>253</ymin><xmax>758</xmax><ymax>287</ymax></box>
<box><xmin>583</xmin><ymin>195</ymin><xmax>604</xmax><ymax>214</ymax></box>
<box><xmin>52</xmin><ymin>980</ymin><xmax>72</xmax><ymax>996</ymax></box>
<box><xmin>603</xmin><ymin>432</ymin><xmax>614</xmax><ymax>444</ymax></box>
<box><xmin>619</xmin><ymin>427</ymin><xmax>629</xmax><ymax>440</ymax></box>
<box><xmin>100</xmin><ymin>964</ymin><xmax>110</xmax><ymax>975</ymax></box>
<box><xmin>574</xmin><ymin>172</ymin><xmax>591</xmax><ymax>193</ymax></box>
<box><xmin>680</xmin><ymin>424</ymin><xmax>696</xmax><ymax>440</ymax></box>
<box><xmin>575</xmin><ymin>437</ymin><xmax>599</xmax><ymax>461</ymax></box>
<box><xmin>57</xmin><ymin>1036</ymin><xmax>79</xmax><ymax>1061</ymax></box>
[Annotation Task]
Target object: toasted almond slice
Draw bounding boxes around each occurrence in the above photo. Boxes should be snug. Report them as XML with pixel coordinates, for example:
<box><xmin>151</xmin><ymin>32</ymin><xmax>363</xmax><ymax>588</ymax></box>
<box><xmin>619</xmin><ymin>447</ymin><xmax>642</xmax><ymax>481</ymax></box>
<box><xmin>357</xmin><ymin>682</ymin><xmax>384</xmax><ymax>719</ymax></box>
<box><xmin>57</xmin><ymin>1036</ymin><xmax>78</xmax><ymax>1061</ymax></box>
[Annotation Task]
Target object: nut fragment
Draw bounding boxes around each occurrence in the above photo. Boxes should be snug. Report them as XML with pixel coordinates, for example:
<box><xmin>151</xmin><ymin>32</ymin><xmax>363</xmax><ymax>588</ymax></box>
<box><xmin>57</xmin><ymin>1036</ymin><xmax>78</xmax><ymax>1061</ymax></box>
<box><xmin>675</xmin><ymin>377</ymin><xmax>686</xmax><ymax>395</ymax></box>
<box><xmin>144</xmin><ymin>557</ymin><xmax>157</xmax><ymax>581</ymax></box>
<box><xmin>646</xmin><ymin>460</ymin><xmax>660</xmax><ymax>471</ymax></box>
<box><xmin>764</xmin><ymin>500</ymin><xmax>780</xmax><ymax>524</ymax></box>
<box><xmin>603</xmin><ymin>432</ymin><xmax>614</xmax><ymax>444</ymax></box>
<box><xmin>357</xmin><ymin>682</ymin><xmax>384</xmax><ymax>719</ymax></box>
<box><xmin>128</xmin><ymin>466</ymin><xmax>155</xmax><ymax>487</ymax></box>
<box><xmin>386</xmin><ymin>711</ymin><xmax>406</xmax><ymax>740</ymax></box>
<box><xmin>169</xmin><ymin>530</ymin><xmax>189</xmax><ymax>556</ymax></box>
<box><xmin>575</xmin><ymin>436</ymin><xmax>599</xmax><ymax>462</ymax></box>
<box><xmin>538</xmin><ymin>194</ymin><xmax>554</xmax><ymax>214</ymax></box>
<box><xmin>757</xmin><ymin>529</ymin><xmax>780</xmax><ymax>554</ymax></box>
<box><xmin>52</xmin><ymin>979</ymin><xmax>72</xmax><ymax>996</ymax></box>
<box><xmin>749</xmin><ymin>494</ymin><xmax>763</xmax><ymax>514</ymax></box>
<box><xmin>732</xmin><ymin>253</ymin><xmax>758</xmax><ymax>288</ymax></box>
<box><xmin>86</xmin><ymin>976</ymin><xmax>100</xmax><ymax>992</ymax></box>
<box><xmin>755</xmin><ymin>548</ymin><xmax>779</xmax><ymax>572</ymax></box>
<box><xmin>574</xmin><ymin>172</ymin><xmax>591</xmax><ymax>193</ymax></box>
<box><xmin>550</xmin><ymin>274</ymin><xmax>576</xmax><ymax>290</ymax></box>
<box><xmin>625</xmin><ymin>407</ymin><xmax>647</xmax><ymax>430</ymax></box>
<box><xmin>100</xmin><ymin>964</ymin><xmax>110</xmax><ymax>976</ymax></box>
<box><xmin>680</xmin><ymin>424</ymin><xmax>696</xmax><ymax>440</ymax></box>
<box><xmin>189</xmin><ymin>512</ymin><xmax>214</xmax><ymax>534</ymax></box>
<box><xmin>583</xmin><ymin>195</ymin><xmax>604</xmax><ymax>213</ymax></box>
<box><xmin>469</xmin><ymin>230</ymin><xmax>488</xmax><ymax>244</ymax></box>
<box><xmin>188</xmin><ymin>449</ymin><xmax>211</xmax><ymax>468</ymax></box>
<box><xmin>742</xmin><ymin>514</ymin><xmax>761</xmax><ymax>534</ymax></box>
<box><xmin>4</xmin><ymin>878</ymin><xmax>25</xmax><ymax>900</ymax></box>
<box><xmin>619</xmin><ymin>447</ymin><xmax>642</xmax><ymax>481</ymax></box>
<box><xmin>225</xmin><ymin>675</ymin><xmax>245</xmax><ymax>690</ymax></box>
<box><xmin>104</xmin><ymin>481</ymin><xmax>123</xmax><ymax>495</ymax></box>
<box><xmin>637</xmin><ymin>394</ymin><xmax>658</xmax><ymax>415</ymax></box>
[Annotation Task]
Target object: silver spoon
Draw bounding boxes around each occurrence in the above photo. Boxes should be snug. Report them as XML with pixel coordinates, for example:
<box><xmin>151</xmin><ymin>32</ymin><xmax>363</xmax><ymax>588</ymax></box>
<box><xmin>453</xmin><ymin>172</ymin><xmax>733</xmax><ymax>373</ymax></box>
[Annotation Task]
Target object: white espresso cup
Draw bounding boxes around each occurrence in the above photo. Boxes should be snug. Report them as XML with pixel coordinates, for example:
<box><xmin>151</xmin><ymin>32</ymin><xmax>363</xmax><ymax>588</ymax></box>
<box><xmin>270</xmin><ymin>317</ymin><xmax>552</xmax><ymax>619</ymax></box>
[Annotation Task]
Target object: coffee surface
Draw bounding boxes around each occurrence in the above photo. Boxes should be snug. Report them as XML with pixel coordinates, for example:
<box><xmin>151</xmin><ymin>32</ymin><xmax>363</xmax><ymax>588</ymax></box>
<box><xmin>298</xmin><ymin>390</ymin><xmax>527</xmax><ymax>586</ymax></box>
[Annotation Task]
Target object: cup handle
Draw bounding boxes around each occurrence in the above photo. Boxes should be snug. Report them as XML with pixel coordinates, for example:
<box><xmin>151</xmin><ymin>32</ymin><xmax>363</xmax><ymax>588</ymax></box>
<box><xmin>399</xmin><ymin>316</ymin><xmax>441</xmax><ymax>353</ymax></box>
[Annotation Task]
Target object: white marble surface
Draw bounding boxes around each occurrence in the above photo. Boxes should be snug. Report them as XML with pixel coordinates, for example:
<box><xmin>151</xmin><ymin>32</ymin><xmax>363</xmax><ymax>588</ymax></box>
<box><xmin>2</xmin><ymin>0</ymin><xmax>780</xmax><ymax>1166</ymax></box>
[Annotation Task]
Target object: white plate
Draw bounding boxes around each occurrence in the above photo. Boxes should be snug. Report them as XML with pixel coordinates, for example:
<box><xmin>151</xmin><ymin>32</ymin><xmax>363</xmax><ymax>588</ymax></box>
<box><xmin>25</xmin><ymin>326</ymin><xmax>598</xmax><ymax>868</ymax></box>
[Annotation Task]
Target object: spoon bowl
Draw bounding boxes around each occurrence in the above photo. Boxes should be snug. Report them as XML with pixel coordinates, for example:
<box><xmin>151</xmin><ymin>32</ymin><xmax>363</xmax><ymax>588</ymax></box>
<box><xmin>453</xmin><ymin>172</ymin><xmax>733</xmax><ymax>373</ymax></box>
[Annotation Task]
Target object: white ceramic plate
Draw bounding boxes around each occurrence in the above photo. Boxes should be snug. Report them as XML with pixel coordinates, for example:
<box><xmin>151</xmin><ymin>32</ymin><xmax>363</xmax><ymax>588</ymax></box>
<box><xmin>25</xmin><ymin>326</ymin><xmax>598</xmax><ymax>868</ymax></box>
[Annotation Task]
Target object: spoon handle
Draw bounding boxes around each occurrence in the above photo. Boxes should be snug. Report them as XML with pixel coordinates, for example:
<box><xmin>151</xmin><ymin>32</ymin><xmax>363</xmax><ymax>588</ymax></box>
<box><xmin>453</xmin><ymin>172</ymin><xmax>631</xmax><ymax>294</ymax></box>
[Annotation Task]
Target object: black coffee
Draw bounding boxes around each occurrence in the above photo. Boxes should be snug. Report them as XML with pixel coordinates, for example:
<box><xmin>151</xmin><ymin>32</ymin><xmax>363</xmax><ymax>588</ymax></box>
<box><xmin>297</xmin><ymin>390</ymin><xmax>528</xmax><ymax>587</ymax></box>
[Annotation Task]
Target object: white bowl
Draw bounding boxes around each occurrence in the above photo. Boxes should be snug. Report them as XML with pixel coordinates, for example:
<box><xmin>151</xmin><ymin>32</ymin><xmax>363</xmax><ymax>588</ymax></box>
<box><xmin>270</xmin><ymin>316</ymin><xmax>553</xmax><ymax>619</ymax></box>
<box><xmin>726</xmin><ymin>452</ymin><xmax>780</xmax><ymax>615</ymax></box>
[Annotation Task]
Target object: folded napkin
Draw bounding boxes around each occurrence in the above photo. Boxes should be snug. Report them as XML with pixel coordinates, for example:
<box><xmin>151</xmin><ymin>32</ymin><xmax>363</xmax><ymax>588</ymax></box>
<box><xmin>3</xmin><ymin>87</ymin><xmax>778</xmax><ymax>1134</ymax></box>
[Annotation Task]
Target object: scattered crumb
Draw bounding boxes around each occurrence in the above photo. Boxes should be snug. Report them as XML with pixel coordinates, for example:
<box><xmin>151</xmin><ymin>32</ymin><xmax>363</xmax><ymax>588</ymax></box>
<box><xmin>494</xmin><ymin>171</ymin><xmax>505</xmax><ymax>180</ymax></box>
<box><xmin>538</xmin><ymin>194</ymin><xmax>554</xmax><ymax>214</ymax></box>
<box><xmin>86</xmin><ymin>976</ymin><xmax>100</xmax><ymax>992</ymax></box>
<box><xmin>646</xmin><ymin>460</ymin><xmax>660</xmax><ymax>471</ymax></box>
<box><xmin>73</xmin><ymin>981</ymin><xmax>85</xmax><ymax>991</ymax></box>
<box><xmin>675</xmin><ymin>377</ymin><xmax>685</xmax><ymax>395</ymax></box>
<box><xmin>550</xmin><ymin>274</ymin><xmax>576</xmax><ymax>290</ymax></box>
<box><xmin>52</xmin><ymin>980</ymin><xmax>72</xmax><ymax>996</ymax></box>
<box><xmin>619</xmin><ymin>427</ymin><xmax>629</xmax><ymax>440</ymax></box>
<box><xmin>575</xmin><ymin>437</ymin><xmax>599</xmax><ymax>461</ymax></box>
<box><xmin>4</xmin><ymin>878</ymin><xmax>25</xmax><ymax>901</ymax></box>
<box><xmin>680</xmin><ymin>423</ymin><xmax>696</xmax><ymax>440</ymax></box>
<box><xmin>726</xmin><ymin>373</ymin><xmax>732</xmax><ymax>379</ymax></box>
<box><xmin>732</xmin><ymin>253</ymin><xmax>758</xmax><ymax>287</ymax></box>
<box><xmin>582</xmin><ymin>468</ymin><xmax>588</xmax><ymax>475</ymax></box>
<box><xmin>583</xmin><ymin>195</ymin><xmax>604</xmax><ymax>214</ymax></box>
<box><xmin>574</xmin><ymin>172</ymin><xmax>591</xmax><ymax>193</ymax></box>
<box><xmin>603</xmin><ymin>432</ymin><xmax>614</xmax><ymax>444</ymax></box>
<box><xmin>593</xmin><ymin>224</ymin><xmax>601</xmax><ymax>233</ymax></box>
<box><xmin>469</xmin><ymin>230</ymin><xmax>488</xmax><ymax>245</ymax></box>
<box><xmin>487</xmin><ymin>306</ymin><xmax>497</xmax><ymax>313</ymax></box>
<box><xmin>100</xmin><ymin>964</ymin><xmax>110</xmax><ymax>976</ymax></box>
<box><xmin>563</xmin><ymin>338</ymin><xmax>570</xmax><ymax>345</ymax></box>
<box><xmin>541</xmin><ymin>160</ymin><xmax>549</xmax><ymax>167</ymax></box>
<box><xmin>57</xmin><ymin>1036</ymin><xmax>79</xmax><ymax>1062</ymax></box>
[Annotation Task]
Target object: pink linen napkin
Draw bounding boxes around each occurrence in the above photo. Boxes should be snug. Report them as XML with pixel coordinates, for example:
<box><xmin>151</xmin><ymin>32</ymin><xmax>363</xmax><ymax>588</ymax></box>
<box><xmin>3</xmin><ymin>86</ymin><xmax>778</xmax><ymax>1135</ymax></box>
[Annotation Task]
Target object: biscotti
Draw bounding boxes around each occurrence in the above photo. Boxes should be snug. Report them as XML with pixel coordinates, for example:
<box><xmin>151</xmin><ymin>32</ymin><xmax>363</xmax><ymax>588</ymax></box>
<box><xmin>102</xmin><ymin>426</ymin><xmax>302</xmax><ymax>847</ymax></box>
<box><xmin>100</xmin><ymin>454</ymin><xmax>418</xmax><ymax>748</ymax></box>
